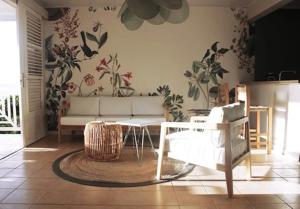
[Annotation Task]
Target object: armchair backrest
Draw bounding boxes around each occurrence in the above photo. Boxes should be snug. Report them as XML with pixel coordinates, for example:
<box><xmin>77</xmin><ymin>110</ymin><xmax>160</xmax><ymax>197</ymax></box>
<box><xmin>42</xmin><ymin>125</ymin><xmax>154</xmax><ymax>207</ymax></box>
<box><xmin>205</xmin><ymin>103</ymin><xmax>245</xmax><ymax>147</ymax></box>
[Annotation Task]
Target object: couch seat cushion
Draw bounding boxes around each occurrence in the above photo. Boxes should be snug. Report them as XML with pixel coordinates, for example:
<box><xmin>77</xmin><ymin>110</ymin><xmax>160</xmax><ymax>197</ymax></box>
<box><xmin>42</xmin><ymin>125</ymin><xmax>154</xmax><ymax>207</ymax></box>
<box><xmin>131</xmin><ymin>115</ymin><xmax>166</xmax><ymax>123</ymax></box>
<box><xmin>97</xmin><ymin>116</ymin><xmax>131</xmax><ymax>123</ymax></box>
<box><xmin>61</xmin><ymin>116</ymin><xmax>97</xmax><ymax>126</ymax></box>
<box><xmin>68</xmin><ymin>96</ymin><xmax>100</xmax><ymax>116</ymax></box>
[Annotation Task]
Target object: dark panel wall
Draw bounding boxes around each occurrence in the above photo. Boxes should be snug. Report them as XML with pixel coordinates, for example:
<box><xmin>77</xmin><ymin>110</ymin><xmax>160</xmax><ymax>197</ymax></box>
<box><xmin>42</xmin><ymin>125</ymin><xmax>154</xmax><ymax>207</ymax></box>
<box><xmin>255</xmin><ymin>9</ymin><xmax>300</xmax><ymax>81</ymax></box>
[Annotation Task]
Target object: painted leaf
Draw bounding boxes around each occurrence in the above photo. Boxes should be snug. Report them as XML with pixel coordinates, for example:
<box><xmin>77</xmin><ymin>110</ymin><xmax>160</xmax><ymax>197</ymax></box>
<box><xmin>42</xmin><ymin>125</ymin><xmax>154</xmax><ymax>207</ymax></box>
<box><xmin>98</xmin><ymin>32</ymin><xmax>108</xmax><ymax>49</ymax></box>
<box><xmin>86</xmin><ymin>32</ymin><xmax>98</xmax><ymax>44</ymax></box>
<box><xmin>127</xmin><ymin>0</ymin><xmax>160</xmax><ymax>20</ymax></box>
<box><xmin>184</xmin><ymin>70</ymin><xmax>192</xmax><ymax>78</ymax></box>
<box><xmin>192</xmin><ymin>61</ymin><xmax>200</xmax><ymax>73</ymax></box>
<box><xmin>211</xmin><ymin>41</ymin><xmax>219</xmax><ymax>52</ymax></box>
<box><xmin>73</xmin><ymin>63</ymin><xmax>81</xmax><ymax>72</ymax></box>
<box><xmin>193</xmin><ymin>87</ymin><xmax>200</xmax><ymax>101</ymax></box>
<box><xmin>154</xmin><ymin>0</ymin><xmax>182</xmax><ymax>10</ymax></box>
<box><xmin>64</xmin><ymin>70</ymin><xmax>72</xmax><ymax>83</ymax></box>
<box><xmin>218</xmin><ymin>48</ymin><xmax>230</xmax><ymax>54</ymax></box>
<box><xmin>118</xmin><ymin>1</ymin><xmax>128</xmax><ymax>18</ymax></box>
<box><xmin>202</xmin><ymin>49</ymin><xmax>210</xmax><ymax>61</ymax></box>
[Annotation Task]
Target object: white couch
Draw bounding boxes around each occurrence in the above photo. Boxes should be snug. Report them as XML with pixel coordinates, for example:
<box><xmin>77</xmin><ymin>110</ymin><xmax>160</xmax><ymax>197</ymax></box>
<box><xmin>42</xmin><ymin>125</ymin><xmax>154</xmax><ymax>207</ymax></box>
<box><xmin>58</xmin><ymin>96</ymin><xmax>166</xmax><ymax>142</ymax></box>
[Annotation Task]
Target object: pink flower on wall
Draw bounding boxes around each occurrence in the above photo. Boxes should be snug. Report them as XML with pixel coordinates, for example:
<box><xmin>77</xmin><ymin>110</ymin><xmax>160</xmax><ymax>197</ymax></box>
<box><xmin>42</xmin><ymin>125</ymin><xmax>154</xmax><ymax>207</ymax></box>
<box><xmin>84</xmin><ymin>74</ymin><xmax>95</xmax><ymax>86</ymax></box>
<box><xmin>95</xmin><ymin>54</ymin><xmax>135</xmax><ymax>96</ymax></box>
<box><xmin>67</xmin><ymin>82</ymin><xmax>77</xmax><ymax>93</ymax></box>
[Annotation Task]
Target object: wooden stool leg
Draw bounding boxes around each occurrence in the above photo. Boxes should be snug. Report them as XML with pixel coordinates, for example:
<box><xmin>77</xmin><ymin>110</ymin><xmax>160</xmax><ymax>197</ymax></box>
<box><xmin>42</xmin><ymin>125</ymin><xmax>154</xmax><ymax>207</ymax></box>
<box><xmin>267</xmin><ymin>107</ymin><xmax>273</xmax><ymax>154</ymax></box>
<box><xmin>256</xmin><ymin>111</ymin><xmax>260</xmax><ymax>149</ymax></box>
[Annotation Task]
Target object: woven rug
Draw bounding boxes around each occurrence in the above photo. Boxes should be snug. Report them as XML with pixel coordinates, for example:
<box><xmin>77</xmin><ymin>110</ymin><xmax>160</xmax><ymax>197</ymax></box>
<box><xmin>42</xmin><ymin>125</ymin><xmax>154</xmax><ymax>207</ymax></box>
<box><xmin>53</xmin><ymin>147</ymin><xmax>194</xmax><ymax>187</ymax></box>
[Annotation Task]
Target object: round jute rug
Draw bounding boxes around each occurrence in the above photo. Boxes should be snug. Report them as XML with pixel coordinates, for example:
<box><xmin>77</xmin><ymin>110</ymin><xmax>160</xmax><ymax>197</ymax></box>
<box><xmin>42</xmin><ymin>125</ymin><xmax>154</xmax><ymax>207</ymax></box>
<box><xmin>52</xmin><ymin>147</ymin><xmax>194</xmax><ymax>187</ymax></box>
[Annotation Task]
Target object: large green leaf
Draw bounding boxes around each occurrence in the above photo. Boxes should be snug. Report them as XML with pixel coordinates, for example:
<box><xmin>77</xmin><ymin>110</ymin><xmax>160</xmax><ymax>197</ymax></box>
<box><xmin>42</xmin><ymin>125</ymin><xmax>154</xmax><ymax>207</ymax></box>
<box><xmin>193</xmin><ymin>87</ymin><xmax>200</xmax><ymax>101</ymax></box>
<box><xmin>64</xmin><ymin>70</ymin><xmax>72</xmax><ymax>83</ymax></box>
<box><xmin>121</xmin><ymin>8</ymin><xmax>144</xmax><ymax>30</ymax></box>
<box><xmin>211</xmin><ymin>41</ymin><xmax>219</xmax><ymax>52</ymax></box>
<box><xmin>218</xmin><ymin>48</ymin><xmax>229</xmax><ymax>54</ymax></box>
<box><xmin>154</xmin><ymin>0</ymin><xmax>182</xmax><ymax>10</ymax></box>
<box><xmin>98</xmin><ymin>32</ymin><xmax>108</xmax><ymax>49</ymax></box>
<box><xmin>127</xmin><ymin>0</ymin><xmax>160</xmax><ymax>19</ymax></box>
<box><xmin>86</xmin><ymin>32</ymin><xmax>98</xmax><ymax>44</ymax></box>
<box><xmin>202</xmin><ymin>49</ymin><xmax>210</xmax><ymax>61</ymax></box>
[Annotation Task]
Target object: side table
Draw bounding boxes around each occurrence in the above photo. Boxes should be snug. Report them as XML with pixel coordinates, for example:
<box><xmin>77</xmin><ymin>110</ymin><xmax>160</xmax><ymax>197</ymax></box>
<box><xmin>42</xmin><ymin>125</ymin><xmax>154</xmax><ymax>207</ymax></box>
<box><xmin>116</xmin><ymin>119</ymin><xmax>161</xmax><ymax>160</ymax></box>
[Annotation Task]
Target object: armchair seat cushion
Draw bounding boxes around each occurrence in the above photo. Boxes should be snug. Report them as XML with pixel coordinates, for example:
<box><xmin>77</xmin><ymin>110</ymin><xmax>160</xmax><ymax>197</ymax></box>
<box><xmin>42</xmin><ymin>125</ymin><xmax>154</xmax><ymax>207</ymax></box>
<box><xmin>61</xmin><ymin>116</ymin><xmax>97</xmax><ymax>126</ymax></box>
<box><xmin>166</xmin><ymin>130</ymin><xmax>247</xmax><ymax>167</ymax></box>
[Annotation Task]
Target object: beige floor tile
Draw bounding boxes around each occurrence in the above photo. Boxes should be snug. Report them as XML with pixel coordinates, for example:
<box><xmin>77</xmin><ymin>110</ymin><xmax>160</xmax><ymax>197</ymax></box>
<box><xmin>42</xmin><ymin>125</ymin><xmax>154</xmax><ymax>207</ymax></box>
<box><xmin>273</xmin><ymin>169</ymin><xmax>300</xmax><ymax>178</ymax></box>
<box><xmin>175</xmin><ymin>191</ymin><xmax>214</xmax><ymax>205</ymax></box>
<box><xmin>278</xmin><ymin>194</ymin><xmax>300</xmax><ymax>204</ymax></box>
<box><xmin>173</xmin><ymin>185</ymin><xmax>206</xmax><ymax>193</ymax></box>
<box><xmin>210</xmin><ymin>195</ymin><xmax>250</xmax><ymax>205</ymax></box>
<box><xmin>0</xmin><ymin>170</ymin><xmax>12</xmax><ymax>178</ymax></box>
<box><xmin>107</xmin><ymin>190</ymin><xmax>178</xmax><ymax>205</ymax></box>
<box><xmin>0</xmin><ymin>189</ymin><xmax>13</xmax><ymax>202</ymax></box>
<box><xmin>289</xmin><ymin>204</ymin><xmax>300</xmax><ymax>209</ymax></box>
<box><xmin>72</xmin><ymin>206</ymin><xmax>180</xmax><ymax>209</ymax></box>
<box><xmin>0</xmin><ymin>204</ymin><xmax>30</xmax><ymax>209</ymax></box>
<box><xmin>180</xmin><ymin>205</ymin><xmax>216</xmax><ymax>209</ymax></box>
<box><xmin>4</xmin><ymin>169</ymin><xmax>35</xmax><ymax>178</ymax></box>
<box><xmin>284</xmin><ymin>178</ymin><xmax>300</xmax><ymax>183</ymax></box>
<box><xmin>215</xmin><ymin>203</ymin><xmax>254</xmax><ymax>209</ymax></box>
<box><xmin>245</xmin><ymin>195</ymin><xmax>284</xmax><ymax>204</ymax></box>
<box><xmin>1</xmin><ymin>189</ymin><xmax>46</xmax><ymax>204</ymax></box>
<box><xmin>37</xmin><ymin>190</ymin><xmax>77</xmax><ymax>204</ymax></box>
<box><xmin>0</xmin><ymin>178</ymin><xmax>26</xmax><ymax>189</ymax></box>
<box><xmin>252</xmin><ymin>203</ymin><xmax>291</xmax><ymax>209</ymax></box>
<box><xmin>30</xmin><ymin>204</ymin><xmax>70</xmax><ymax>209</ymax></box>
<box><xmin>201</xmin><ymin>181</ymin><xmax>240</xmax><ymax>195</ymax></box>
<box><xmin>0</xmin><ymin>162</ymin><xmax>24</xmax><ymax>169</ymax></box>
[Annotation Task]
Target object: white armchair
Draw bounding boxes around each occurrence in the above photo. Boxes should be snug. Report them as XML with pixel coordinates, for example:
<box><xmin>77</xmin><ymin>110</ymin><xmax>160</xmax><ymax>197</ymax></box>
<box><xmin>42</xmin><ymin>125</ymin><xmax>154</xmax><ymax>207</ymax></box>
<box><xmin>156</xmin><ymin>103</ymin><xmax>251</xmax><ymax>198</ymax></box>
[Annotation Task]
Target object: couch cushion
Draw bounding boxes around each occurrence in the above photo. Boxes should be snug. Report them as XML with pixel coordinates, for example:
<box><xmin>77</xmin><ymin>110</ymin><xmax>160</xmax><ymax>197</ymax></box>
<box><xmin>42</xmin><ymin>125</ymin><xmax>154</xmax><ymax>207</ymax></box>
<box><xmin>132</xmin><ymin>96</ymin><xmax>164</xmax><ymax>116</ymax></box>
<box><xmin>67</xmin><ymin>96</ymin><xmax>100</xmax><ymax>116</ymax></box>
<box><xmin>97</xmin><ymin>116</ymin><xmax>132</xmax><ymax>123</ymax></box>
<box><xmin>100</xmin><ymin>96</ymin><xmax>132</xmax><ymax>116</ymax></box>
<box><xmin>61</xmin><ymin>116</ymin><xmax>97</xmax><ymax>126</ymax></box>
<box><xmin>132</xmin><ymin>115</ymin><xmax>166</xmax><ymax>123</ymax></box>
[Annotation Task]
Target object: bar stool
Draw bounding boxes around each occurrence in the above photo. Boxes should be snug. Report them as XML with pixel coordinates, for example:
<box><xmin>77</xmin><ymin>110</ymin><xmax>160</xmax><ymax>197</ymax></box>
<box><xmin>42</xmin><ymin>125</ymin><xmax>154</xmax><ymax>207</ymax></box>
<box><xmin>249</xmin><ymin>106</ymin><xmax>273</xmax><ymax>154</ymax></box>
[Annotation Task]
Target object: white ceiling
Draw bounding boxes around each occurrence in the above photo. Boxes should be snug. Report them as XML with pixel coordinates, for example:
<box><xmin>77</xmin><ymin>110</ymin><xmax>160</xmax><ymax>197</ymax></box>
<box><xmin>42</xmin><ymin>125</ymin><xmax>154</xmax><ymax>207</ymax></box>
<box><xmin>34</xmin><ymin>0</ymin><xmax>254</xmax><ymax>8</ymax></box>
<box><xmin>0</xmin><ymin>0</ymin><xmax>16</xmax><ymax>21</ymax></box>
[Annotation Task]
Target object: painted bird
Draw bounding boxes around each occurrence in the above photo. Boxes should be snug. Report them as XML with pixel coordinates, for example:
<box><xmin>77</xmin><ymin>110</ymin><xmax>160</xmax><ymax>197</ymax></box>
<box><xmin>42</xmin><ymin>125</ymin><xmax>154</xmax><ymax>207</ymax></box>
<box><xmin>80</xmin><ymin>31</ymin><xmax>98</xmax><ymax>58</ymax></box>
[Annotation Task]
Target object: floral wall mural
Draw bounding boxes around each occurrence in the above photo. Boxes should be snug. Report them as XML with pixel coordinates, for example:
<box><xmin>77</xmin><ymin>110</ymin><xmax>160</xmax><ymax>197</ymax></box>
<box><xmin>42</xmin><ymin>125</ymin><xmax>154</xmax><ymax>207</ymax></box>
<box><xmin>44</xmin><ymin>6</ymin><xmax>253</xmax><ymax>130</ymax></box>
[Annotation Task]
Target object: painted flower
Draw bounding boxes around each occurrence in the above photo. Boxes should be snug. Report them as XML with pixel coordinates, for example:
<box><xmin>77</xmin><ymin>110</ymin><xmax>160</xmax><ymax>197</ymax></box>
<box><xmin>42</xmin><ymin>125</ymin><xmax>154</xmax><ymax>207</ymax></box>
<box><xmin>67</xmin><ymin>82</ymin><xmax>77</xmax><ymax>94</ymax></box>
<box><xmin>100</xmin><ymin>58</ymin><xmax>108</xmax><ymax>67</ymax></box>
<box><xmin>84</xmin><ymin>74</ymin><xmax>95</xmax><ymax>86</ymax></box>
<box><xmin>98</xmin><ymin>86</ymin><xmax>104</xmax><ymax>92</ymax></box>
<box><xmin>122</xmin><ymin>72</ymin><xmax>132</xmax><ymax>80</ymax></box>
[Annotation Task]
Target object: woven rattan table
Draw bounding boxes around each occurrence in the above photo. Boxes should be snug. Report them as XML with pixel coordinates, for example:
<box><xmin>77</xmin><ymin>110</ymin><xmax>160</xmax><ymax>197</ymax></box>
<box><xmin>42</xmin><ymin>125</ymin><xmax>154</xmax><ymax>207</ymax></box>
<box><xmin>84</xmin><ymin>121</ymin><xmax>123</xmax><ymax>161</ymax></box>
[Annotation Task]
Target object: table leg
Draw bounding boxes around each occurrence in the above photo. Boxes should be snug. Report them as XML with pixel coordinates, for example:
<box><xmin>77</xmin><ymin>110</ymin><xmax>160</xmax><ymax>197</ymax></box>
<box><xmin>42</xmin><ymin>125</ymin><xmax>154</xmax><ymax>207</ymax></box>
<box><xmin>141</xmin><ymin>128</ymin><xmax>145</xmax><ymax>161</ymax></box>
<box><xmin>145</xmin><ymin>127</ymin><xmax>156</xmax><ymax>156</ymax></box>
<box><xmin>133</xmin><ymin>127</ymin><xmax>139</xmax><ymax>160</ymax></box>
<box><xmin>123</xmin><ymin>126</ymin><xmax>131</xmax><ymax>146</ymax></box>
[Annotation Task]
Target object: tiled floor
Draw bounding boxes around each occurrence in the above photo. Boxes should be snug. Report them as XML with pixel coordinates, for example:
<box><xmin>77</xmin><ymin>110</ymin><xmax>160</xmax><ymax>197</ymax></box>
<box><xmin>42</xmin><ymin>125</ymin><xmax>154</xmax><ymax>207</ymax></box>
<box><xmin>0</xmin><ymin>134</ymin><xmax>23</xmax><ymax>160</ymax></box>
<box><xmin>0</xmin><ymin>135</ymin><xmax>299</xmax><ymax>209</ymax></box>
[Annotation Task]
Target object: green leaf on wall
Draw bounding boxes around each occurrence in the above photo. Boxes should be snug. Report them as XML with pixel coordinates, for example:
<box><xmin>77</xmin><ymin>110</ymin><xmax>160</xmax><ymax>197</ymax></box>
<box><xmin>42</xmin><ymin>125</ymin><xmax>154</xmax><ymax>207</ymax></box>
<box><xmin>98</xmin><ymin>32</ymin><xmax>108</xmax><ymax>49</ymax></box>
<box><xmin>211</xmin><ymin>41</ymin><xmax>219</xmax><ymax>52</ymax></box>
<box><xmin>86</xmin><ymin>32</ymin><xmax>99</xmax><ymax>44</ymax></box>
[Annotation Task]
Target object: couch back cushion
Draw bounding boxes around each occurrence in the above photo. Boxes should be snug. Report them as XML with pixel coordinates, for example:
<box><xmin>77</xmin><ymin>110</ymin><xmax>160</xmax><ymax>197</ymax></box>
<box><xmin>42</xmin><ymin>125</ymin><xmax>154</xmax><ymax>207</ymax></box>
<box><xmin>68</xmin><ymin>96</ymin><xmax>100</xmax><ymax>116</ymax></box>
<box><xmin>100</xmin><ymin>96</ymin><xmax>132</xmax><ymax>116</ymax></box>
<box><xmin>132</xmin><ymin>96</ymin><xmax>164</xmax><ymax>116</ymax></box>
<box><xmin>205</xmin><ymin>102</ymin><xmax>245</xmax><ymax>147</ymax></box>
